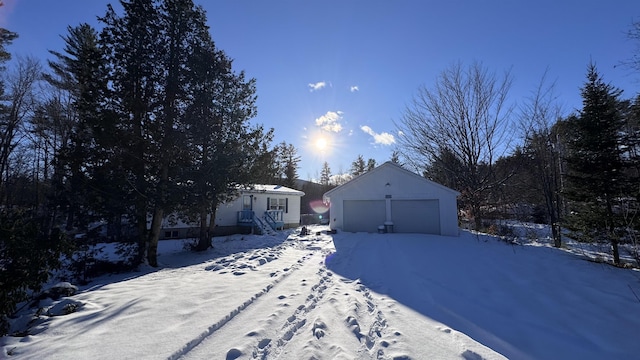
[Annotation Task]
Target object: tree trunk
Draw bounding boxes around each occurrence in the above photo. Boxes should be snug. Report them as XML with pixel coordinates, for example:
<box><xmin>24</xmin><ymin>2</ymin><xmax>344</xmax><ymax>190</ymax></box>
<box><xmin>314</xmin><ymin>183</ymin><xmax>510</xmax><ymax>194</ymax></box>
<box><xmin>195</xmin><ymin>207</ymin><xmax>209</xmax><ymax>251</ymax></box>
<box><xmin>611</xmin><ymin>238</ymin><xmax>620</xmax><ymax>265</ymax></box>
<box><xmin>135</xmin><ymin>205</ymin><xmax>147</xmax><ymax>264</ymax></box>
<box><xmin>606</xmin><ymin>196</ymin><xmax>621</xmax><ymax>265</ymax></box>
<box><xmin>147</xmin><ymin>206</ymin><xmax>163</xmax><ymax>267</ymax></box>
<box><xmin>471</xmin><ymin>199</ymin><xmax>482</xmax><ymax>231</ymax></box>
<box><xmin>205</xmin><ymin>200</ymin><xmax>220</xmax><ymax>249</ymax></box>
<box><xmin>551</xmin><ymin>222</ymin><xmax>561</xmax><ymax>248</ymax></box>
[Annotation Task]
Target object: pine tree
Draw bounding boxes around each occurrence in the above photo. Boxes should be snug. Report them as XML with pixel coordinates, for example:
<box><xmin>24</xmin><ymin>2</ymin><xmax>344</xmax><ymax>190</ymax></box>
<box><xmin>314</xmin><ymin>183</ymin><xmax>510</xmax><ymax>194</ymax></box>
<box><xmin>564</xmin><ymin>64</ymin><xmax>625</xmax><ymax>264</ymax></box>
<box><xmin>44</xmin><ymin>23</ymin><xmax>107</xmax><ymax>231</ymax></box>
<box><xmin>320</xmin><ymin>161</ymin><xmax>332</xmax><ymax>186</ymax></box>
<box><xmin>390</xmin><ymin>150</ymin><xmax>401</xmax><ymax>165</ymax></box>
<box><xmin>0</xmin><ymin>22</ymin><xmax>17</xmax><ymax>64</ymax></box>
<box><xmin>99</xmin><ymin>0</ymin><xmax>162</xmax><ymax>265</ymax></box>
<box><xmin>180</xmin><ymin>6</ymin><xmax>259</xmax><ymax>251</ymax></box>
<box><xmin>146</xmin><ymin>0</ymin><xmax>208</xmax><ymax>264</ymax></box>
<box><xmin>281</xmin><ymin>142</ymin><xmax>300</xmax><ymax>188</ymax></box>
<box><xmin>366</xmin><ymin>158</ymin><xmax>377</xmax><ymax>171</ymax></box>
<box><xmin>351</xmin><ymin>155</ymin><xmax>366</xmax><ymax>176</ymax></box>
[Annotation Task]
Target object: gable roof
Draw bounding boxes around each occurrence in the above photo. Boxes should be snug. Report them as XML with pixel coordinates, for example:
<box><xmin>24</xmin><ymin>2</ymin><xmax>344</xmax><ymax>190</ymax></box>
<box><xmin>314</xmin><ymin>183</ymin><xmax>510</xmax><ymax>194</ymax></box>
<box><xmin>323</xmin><ymin>161</ymin><xmax>460</xmax><ymax>198</ymax></box>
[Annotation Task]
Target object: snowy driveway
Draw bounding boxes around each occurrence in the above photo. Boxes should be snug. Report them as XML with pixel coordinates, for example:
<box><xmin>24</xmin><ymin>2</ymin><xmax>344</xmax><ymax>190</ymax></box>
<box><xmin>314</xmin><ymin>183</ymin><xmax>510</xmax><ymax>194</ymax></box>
<box><xmin>4</xmin><ymin>225</ymin><xmax>639</xmax><ymax>359</ymax></box>
<box><xmin>2</xmin><ymin>227</ymin><xmax>503</xmax><ymax>359</ymax></box>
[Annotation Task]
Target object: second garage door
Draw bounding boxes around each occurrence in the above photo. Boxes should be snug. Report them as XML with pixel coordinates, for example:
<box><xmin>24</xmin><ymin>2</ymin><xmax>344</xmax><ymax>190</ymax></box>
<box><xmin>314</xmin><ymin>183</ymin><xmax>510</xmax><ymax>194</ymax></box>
<box><xmin>391</xmin><ymin>199</ymin><xmax>440</xmax><ymax>234</ymax></box>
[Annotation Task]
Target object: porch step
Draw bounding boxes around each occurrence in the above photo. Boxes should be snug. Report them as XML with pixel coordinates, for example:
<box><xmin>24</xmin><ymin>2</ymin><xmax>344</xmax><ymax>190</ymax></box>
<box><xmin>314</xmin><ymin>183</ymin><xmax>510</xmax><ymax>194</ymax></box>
<box><xmin>253</xmin><ymin>215</ymin><xmax>276</xmax><ymax>235</ymax></box>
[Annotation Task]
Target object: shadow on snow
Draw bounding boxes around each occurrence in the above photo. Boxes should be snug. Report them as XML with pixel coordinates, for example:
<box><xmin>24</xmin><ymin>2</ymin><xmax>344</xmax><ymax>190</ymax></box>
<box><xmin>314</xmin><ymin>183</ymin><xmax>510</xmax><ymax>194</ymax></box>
<box><xmin>324</xmin><ymin>230</ymin><xmax>640</xmax><ymax>360</ymax></box>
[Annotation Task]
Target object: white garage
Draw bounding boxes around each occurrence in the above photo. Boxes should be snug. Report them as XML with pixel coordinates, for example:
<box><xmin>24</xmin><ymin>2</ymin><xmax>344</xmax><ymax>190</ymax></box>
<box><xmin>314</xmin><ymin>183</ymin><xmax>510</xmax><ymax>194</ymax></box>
<box><xmin>323</xmin><ymin>162</ymin><xmax>459</xmax><ymax>236</ymax></box>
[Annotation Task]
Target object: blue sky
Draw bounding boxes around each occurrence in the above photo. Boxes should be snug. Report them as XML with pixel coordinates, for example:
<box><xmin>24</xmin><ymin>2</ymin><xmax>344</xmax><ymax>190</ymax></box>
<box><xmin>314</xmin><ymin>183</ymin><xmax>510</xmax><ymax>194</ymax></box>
<box><xmin>2</xmin><ymin>0</ymin><xmax>639</xmax><ymax>180</ymax></box>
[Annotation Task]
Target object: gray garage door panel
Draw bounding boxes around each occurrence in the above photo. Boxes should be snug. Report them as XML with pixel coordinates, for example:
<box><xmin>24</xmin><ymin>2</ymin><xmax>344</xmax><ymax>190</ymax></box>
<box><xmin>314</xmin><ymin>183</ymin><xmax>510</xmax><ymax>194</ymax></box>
<box><xmin>391</xmin><ymin>200</ymin><xmax>440</xmax><ymax>234</ymax></box>
<box><xmin>343</xmin><ymin>200</ymin><xmax>386</xmax><ymax>233</ymax></box>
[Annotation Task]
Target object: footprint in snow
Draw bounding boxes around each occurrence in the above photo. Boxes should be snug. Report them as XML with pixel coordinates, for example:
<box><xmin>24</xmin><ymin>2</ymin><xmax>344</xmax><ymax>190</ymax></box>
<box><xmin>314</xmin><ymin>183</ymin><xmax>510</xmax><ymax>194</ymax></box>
<box><xmin>461</xmin><ymin>350</ymin><xmax>484</xmax><ymax>360</ymax></box>
<box><xmin>226</xmin><ymin>348</ymin><xmax>242</xmax><ymax>360</ymax></box>
<box><xmin>312</xmin><ymin>319</ymin><xmax>327</xmax><ymax>339</ymax></box>
<box><xmin>258</xmin><ymin>338</ymin><xmax>271</xmax><ymax>349</ymax></box>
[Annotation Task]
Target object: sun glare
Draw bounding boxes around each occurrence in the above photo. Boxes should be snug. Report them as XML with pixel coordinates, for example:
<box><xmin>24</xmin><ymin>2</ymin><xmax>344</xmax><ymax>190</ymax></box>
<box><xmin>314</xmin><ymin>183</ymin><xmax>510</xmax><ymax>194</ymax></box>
<box><xmin>315</xmin><ymin>137</ymin><xmax>328</xmax><ymax>151</ymax></box>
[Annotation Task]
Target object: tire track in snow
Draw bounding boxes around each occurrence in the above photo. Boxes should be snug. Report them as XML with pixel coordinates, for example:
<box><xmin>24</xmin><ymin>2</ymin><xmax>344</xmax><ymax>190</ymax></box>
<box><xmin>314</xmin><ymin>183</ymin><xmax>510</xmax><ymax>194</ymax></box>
<box><xmin>251</xmin><ymin>266</ymin><xmax>334</xmax><ymax>359</ymax></box>
<box><xmin>166</xmin><ymin>248</ymin><xmax>315</xmax><ymax>360</ymax></box>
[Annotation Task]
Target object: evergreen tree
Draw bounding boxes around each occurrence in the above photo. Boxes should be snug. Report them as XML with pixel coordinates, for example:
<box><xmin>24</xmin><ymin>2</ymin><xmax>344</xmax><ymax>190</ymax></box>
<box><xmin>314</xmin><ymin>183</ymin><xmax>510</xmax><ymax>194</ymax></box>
<box><xmin>248</xmin><ymin>134</ymin><xmax>278</xmax><ymax>185</ymax></box>
<box><xmin>280</xmin><ymin>142</ymin><xmax>300</xmax><ymax>188</ymax></box>
<box><xmin>320</xmin><ymin>161</ymin><xmax>332</xmax><ymax>186</ymax></box>
<box><xmin>146</xmin><ymin>0</ymin><xmax>207</xmax><ymax>264</ymax></box>
<box><xmin>366</xmin><ymin>158</ymin><xmax>376</xmax><ymax>171</ymax></box>
<box><xmin>99</xmin><ymin>0</ymin><xmax>162</xmax><ymax>265</ymax></box>
<box><xmin>390</xmin><ymin>150</ymin><xmax>402</xmax><ymax>165</ymax></box>
<box><xmin>424</xmin><ymin>147</ymin><xmax>465</xmax><ymax>191</ymax></box>
<box><xmin>350</xmin><ymin>155</ymin><xmax>366</xmax><ymax>176</ymax></box>
<box><xmin>180</xmin><ymin>4</ymin><xmax>259</xmax><ymax>251</ymax></box>
<box><xmin>0</xmin><ymin>210</ymin><xmax>73</xmax><ymax>335</ymax></box>
<box><xmin>44</xmin><ymin>23</ymin><xmax>107</xmax><ymax>232</ymax></box>
<box><xmin>564</xmin><ymin>64</ymin><xmax>626</xmax><ymax>264</ymax></box>
<box><xmin>0</xmin><ymin>10</ymin><xmax>17</xmax><ymax>64</ymax></box>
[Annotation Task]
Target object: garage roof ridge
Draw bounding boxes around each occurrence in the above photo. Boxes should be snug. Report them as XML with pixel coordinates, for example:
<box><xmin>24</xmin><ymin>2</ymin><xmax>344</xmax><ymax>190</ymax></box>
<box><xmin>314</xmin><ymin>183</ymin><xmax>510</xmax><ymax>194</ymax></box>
<box><xmin>323</xmin><ymin>161</ymin><xmax>460</xmax><ymax>199</ymax></box>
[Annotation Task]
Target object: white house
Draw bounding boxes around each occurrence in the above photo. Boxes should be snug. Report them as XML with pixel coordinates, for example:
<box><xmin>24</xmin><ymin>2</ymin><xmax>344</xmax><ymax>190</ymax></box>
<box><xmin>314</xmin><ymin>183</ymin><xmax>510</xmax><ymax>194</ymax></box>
<box><xmin>217</xmin><ymin>184</ymin><xmax>305</xmax><ymax>232</ymax></box>
<box><xmin>160</xmin><ymin>184</ymin><xmax>305</xmax><ymax>239</ymax></box>
<box><xmin>323</xmin><ymin>162</ymin><xmax>460</xmax><ymax>236</ymax></box>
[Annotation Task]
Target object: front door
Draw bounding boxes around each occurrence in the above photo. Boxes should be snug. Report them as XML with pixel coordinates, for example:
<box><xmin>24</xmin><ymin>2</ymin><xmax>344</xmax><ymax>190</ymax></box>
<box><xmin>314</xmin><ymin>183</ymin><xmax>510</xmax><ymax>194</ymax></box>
<box><xmin>243</xmin><ymin>195</ymin><xmax>253</xmax><ymax>211</ymax></box>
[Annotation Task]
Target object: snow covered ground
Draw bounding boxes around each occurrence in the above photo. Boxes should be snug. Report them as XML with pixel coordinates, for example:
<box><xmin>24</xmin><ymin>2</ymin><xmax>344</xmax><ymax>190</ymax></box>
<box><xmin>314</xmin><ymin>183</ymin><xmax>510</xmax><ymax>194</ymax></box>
<box><xmin>2</xmin><ymin>226</ymin><xmax>640</xmax><ymax>359</ymax></box>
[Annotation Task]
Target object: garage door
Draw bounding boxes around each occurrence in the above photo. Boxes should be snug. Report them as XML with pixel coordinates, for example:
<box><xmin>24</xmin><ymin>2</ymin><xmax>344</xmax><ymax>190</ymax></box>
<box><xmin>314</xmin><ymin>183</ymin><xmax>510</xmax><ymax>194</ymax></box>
<box><xmin>391</xmin><ymin>200</ymin><xmax>440</xmax><ymax>234</ymax></box>
<box><xmin>343</xmin><ymin>200</ymin><xmax>386</xmax><ymax>233</ymax></box>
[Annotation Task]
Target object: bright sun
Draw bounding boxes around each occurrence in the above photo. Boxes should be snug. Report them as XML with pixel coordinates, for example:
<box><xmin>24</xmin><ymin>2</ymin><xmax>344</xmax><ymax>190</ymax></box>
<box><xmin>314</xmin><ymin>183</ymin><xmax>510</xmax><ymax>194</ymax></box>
<box><xmin>315</xmin><ymin>137</ymin><xmax>328</xmax><ymax>151</ymax></box>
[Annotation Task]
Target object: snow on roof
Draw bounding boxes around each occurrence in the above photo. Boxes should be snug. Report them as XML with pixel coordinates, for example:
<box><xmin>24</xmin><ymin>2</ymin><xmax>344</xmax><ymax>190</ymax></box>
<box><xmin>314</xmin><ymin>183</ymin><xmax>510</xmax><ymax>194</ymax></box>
<box><xmin>241</xmin><ymin>184</ymin><xmax>305</xmax><ymax>196</ymax></box>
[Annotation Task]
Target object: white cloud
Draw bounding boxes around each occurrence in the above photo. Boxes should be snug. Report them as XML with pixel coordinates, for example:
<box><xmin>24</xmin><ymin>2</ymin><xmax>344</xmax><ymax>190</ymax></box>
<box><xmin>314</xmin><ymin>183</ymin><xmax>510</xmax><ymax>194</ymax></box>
<box><xmin>308</xmin><ymin>81</ymin><xmax>327</xmax><ymax>92</ymax></box>
<box><xmin>315</xmin><ymin>111</ymin><xmax>344</xmax><ymax>133</ymax></box>
<box><xmin>360</xmin><ymin>125</ymin><xmax>396</xmax><ymax>145</ymax></box>
<box><xmin>350</xmin><ymin>85</ymin><xmax>359</xmax><ymax>92</ymax></box>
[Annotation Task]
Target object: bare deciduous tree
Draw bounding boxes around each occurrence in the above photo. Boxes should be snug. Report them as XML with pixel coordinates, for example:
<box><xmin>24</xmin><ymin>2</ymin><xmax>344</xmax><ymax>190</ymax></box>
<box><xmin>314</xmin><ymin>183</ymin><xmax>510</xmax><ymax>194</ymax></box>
<box><xmin>519</xmin><ymin>69</ymin><xmax>565</xmax><ymax>247</ymax></box>
<box><xmin>396</xmin><ymin>61</ymin><xmax>514</xmax><ymax>229</ymax></box>
<box><xmin>0</xmin><ymin>56</ymin><xmax>42</xmax><ymax>202</ymax></box>
<box><xmin>624</xmin><ymin>19</ymin><xmax>640</xmax><ymax>73</ymax></box>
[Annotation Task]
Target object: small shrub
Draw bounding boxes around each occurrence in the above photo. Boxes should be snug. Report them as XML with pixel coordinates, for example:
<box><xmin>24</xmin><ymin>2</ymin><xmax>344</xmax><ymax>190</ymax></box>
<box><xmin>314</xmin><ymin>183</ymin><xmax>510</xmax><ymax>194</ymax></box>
<box><xmin>182</xmin><ymin>238</ymin><xmax>199</xmax><ymax>251</ymax></box>
<box><xmin>0</xmin><ymin>210</ymin><xmax>73</xmax><ymax>336</ymax></box>
<box><xmin>484</xmin><ymin>222</ymin><xmax>517</xmax><ymax>243</ymax></box>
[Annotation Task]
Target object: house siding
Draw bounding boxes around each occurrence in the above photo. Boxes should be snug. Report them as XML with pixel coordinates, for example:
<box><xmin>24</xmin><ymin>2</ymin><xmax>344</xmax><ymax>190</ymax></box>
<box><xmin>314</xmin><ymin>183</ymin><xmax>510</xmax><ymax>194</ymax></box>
<box><xmin>161</xmin><ymin>185</ymin><xmax>304</xmax><ymax>239</ymax></box>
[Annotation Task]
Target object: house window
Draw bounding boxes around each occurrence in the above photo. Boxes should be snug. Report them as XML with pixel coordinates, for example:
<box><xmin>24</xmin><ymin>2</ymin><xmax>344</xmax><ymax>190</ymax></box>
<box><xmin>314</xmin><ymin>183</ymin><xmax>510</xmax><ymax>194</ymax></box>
<box><xmin>269</xmin><ymin>198</ymin><xmax>286</xmax><ymax>211</ymax></box>
<box><xmin>164</xmin><ymin>230</ymin><xmax>179</xmax><ymax>238</ymax></box>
